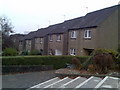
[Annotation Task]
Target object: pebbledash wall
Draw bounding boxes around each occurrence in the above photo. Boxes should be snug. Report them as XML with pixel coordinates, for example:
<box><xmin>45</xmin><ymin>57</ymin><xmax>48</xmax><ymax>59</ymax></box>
<box><xmin>18</xmin><ymin>5</ymin><xmax>119</xmax><ymax>56</ymax></box>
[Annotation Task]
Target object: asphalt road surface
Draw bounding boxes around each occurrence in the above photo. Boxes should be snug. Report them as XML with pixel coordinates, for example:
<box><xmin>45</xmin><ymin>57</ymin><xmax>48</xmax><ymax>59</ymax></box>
<box><xmin>2</xmin><ymin>70</ymin><xmax>56</xmax><ymax>89</ymax></box>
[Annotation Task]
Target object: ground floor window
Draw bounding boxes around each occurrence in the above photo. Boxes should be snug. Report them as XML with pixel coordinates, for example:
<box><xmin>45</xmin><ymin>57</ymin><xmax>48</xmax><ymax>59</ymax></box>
<box><xmin>70</xmin><ymin>48</ymin><xmax>76</xmax><ymax>56</ymax></box>
<box><xmin>55</xmin><ymin>49</ymin><xmax>62</xmax><ymax>55</ymax></box>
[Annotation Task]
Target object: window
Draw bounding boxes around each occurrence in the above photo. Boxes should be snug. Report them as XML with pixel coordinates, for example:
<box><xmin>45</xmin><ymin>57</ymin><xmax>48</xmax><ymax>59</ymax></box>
<box><xmin>70</xmin><ymin>48</ymin><xmax>76</xmax><ymax>56</ymax></box>
<box><xmin>56</xmin><ymin>35</ymin><xmax>61</xmax><ymax>41</ymax></box>
<box><xmin>71</xmin><ymin>31</ymin><xmax>77</xmax><ymax>38</ymax></box>
<box><xmin>84</xmin><ymin>30</ymin><xmax>91</xmax><ymax>38</ymax></box>
<box><xmin>49</xmin><ymin>35</ymin><xmax>53</xmax><ymax>41</ymax></box>
<box><xmin>40</xmin><ymin>38</ymin><xmax>43</xmax><ymax>43</ymax></box>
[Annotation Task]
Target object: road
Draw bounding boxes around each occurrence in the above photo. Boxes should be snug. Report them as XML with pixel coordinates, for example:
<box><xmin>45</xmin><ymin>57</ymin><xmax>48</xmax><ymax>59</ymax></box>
<box><xmin>2</xmin><ymin>70</ymin><xmax>56</xmax><ymax>89</ymax></box>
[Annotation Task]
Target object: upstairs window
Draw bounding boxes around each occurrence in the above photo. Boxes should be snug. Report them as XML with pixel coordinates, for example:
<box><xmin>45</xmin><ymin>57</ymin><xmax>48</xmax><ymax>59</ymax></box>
<box><xmin>71</xmin><ymin>31</ymin><xmax>77</xmax><ymax>38</ymax></box>
<box><xmin>84</xmin><ymin>30</ymin><xmax>91</xmax><ymax>38</ymax></box>
<box><xmin>49</xmin><ymin>35</ymin><xmax>53</xmax><ymax>41</ymax></box>
<box><xmin>56</xmin><ymin>35</ymin><xmax>61</xmax><ymax>41</ymax></box>
<box><xmin>35</xmin><ymin>38</ymin><xmax>38</xmax><ymax>43</ymax></box>
<box><xmin>70</xmin><ymin>48</ymin><xmax>76</xmax><ymax>56</ymax></box>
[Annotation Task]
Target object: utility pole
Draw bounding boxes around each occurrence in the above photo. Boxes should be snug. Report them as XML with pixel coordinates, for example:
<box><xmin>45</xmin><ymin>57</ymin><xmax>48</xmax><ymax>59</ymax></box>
<box><xmin>48</xmin><ymin>20</ymin><xmax>51</xmax><ymax>26</ymax></box>
<box><xmin>85</xmin><ymin>7</ymin><xmax>88</xmax><ymax>13</ymax></box>
<box><xmin>63</xmin><ymin>14</ymin><xmax>66</xmax><ymax>22</ymax></box>
<box><xmin>37</xmin><ymin>25</ymin><xmax>39</xmax><ymax>29</ymax></box>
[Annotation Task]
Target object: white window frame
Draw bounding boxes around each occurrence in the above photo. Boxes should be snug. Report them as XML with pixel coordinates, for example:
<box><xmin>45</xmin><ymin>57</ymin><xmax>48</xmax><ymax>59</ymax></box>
<box><xmin>70</xmin><ymin>48</ymin><xmax>76</xmax><ymax>56</ymax></box>
<box><xmin>56</xmin><ymin>35</ymin><xmax>61</xmax><ymax>41</ymax></box>
<box><xmin>71</xmin><ymin>31</ymin><xmax>77</xmax><ymax>38</ymax></box>
<box><xmin>49</xmin><ymin>35</ymin><xmax>53</xmax><ymax>41</ymax></box>
<box><xmin>84</xmin><ymin>30</ymin><xmax>91</xmax><ymax>39</ymax></box>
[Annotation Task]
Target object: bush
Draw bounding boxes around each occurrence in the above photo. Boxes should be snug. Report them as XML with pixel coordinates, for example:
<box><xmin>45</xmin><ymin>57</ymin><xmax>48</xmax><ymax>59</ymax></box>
<box><xmin>20</xmin><ymin>50</ymin><xmax>29</xmax><ymax>55</ymax></box>
<box><xmin>93</xmin><ymin>53</ymin><xmax>113</xmax><ymax>74</ymax></box>
<box><xmin>118</xmin><ymin>48</ymin><xmax>120</xmax><ymax>53</ymax></box>
<box><xmin>2</xmin><ymin>56</ymin><xmax>89</xmax><ymax>69</ymax></box>
<box><xmin>88</xmin><ymin>64</ymin><xmax>95</xmax><ymax>74</ymax></box>
<box><xmin>29</xmin><ymin>50</ymin><xmax>40</xmax><ymax>55</ymax></box>
<box><xmin>115</xmin><ymin>54</ymin><xmax>120</xmax><ymax>71</ymax></box>
<box><xmin>72</xmin><ymin>57</ymin><xmax>82</xmax><ymax>70</ymax></box>
<box><xmin>82</xmin><ymin>48</ymin><xmax>118</xmax><ymax>72</ymax></box>
<box><xmin>92</xmin><ymin>48</ymin><xmax>118</xmax><ymax>56</ymax></box>
<box><xmin>2</xmin><ymin>48</ymin><xmax>18</xmax><ymax>56</ymax></box>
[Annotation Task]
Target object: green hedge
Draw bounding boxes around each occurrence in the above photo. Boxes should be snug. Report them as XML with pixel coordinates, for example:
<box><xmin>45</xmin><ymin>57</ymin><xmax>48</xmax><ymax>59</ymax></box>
<box><xmin>2</xmin><ymin>56</ymin><xmax>89</xmax><ymax>69</ymax></box>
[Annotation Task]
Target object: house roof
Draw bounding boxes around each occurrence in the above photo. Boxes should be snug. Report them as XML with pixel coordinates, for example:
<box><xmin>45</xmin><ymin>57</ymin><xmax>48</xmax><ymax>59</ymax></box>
<box><xmin>48</xmin><ymin>17</ymin><xmax>83</xmax><ymax>34</ymax></box>
<box><xmin>35</xmin><ymin>24</ymin><xmax>59</xmax><ymax>38</ymax></box>
<box><xmin>20</xmin><ymin>31</ymin><xmax>37</xmax><ymax>40</ymax></box>
<box><xmin>20</xmin><ymin>5</ymin><xmax>118</xmax><ymax>40</ymax></box>
<box><xmin>72</xmin><ymin>5</ymin><xmax>118</xmax><ymax>29</ymax></box>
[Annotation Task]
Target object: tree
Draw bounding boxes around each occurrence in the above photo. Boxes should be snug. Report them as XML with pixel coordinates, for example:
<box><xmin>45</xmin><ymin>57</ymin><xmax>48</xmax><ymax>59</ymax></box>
<box><xmin>0</xmin><ymin>16</ymin><xmax>14</xmax><ymax>50</ymax></box>
<box><xmin>0</xmin><ymin>16</ymin><xmax>14</xmax><ymax>35</ymax></box>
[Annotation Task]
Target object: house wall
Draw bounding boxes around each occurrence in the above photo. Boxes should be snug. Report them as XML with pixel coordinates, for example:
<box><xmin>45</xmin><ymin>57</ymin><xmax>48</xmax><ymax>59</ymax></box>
<box><xmin>97</xmin><ymin>9</ymin><xmax>118</xmax><ymax>50</ymax></box>
<box><xmin>44</xmin><ymin>36</ymin><xmax>48</xmax><ymax>55</ymax></box>
<box><xmin>68</xmin><ymin>9</ymin><xmax>118</xmax><ymax>56</ymax></box>
<box><xmin>19</xmin><ymin>41</ymin><xmax>23</xmax><ymax>52</ymax></box>
<box><xmin>34</xmin><ymin>37</ymin><xmax>44</xmax><ymax>51</ymax></box>
<box><xmin>63</xmin><ymin>32</ymin><xmax>68</xmax><ymax>55</ymax></box>
<box><xmin>19</xmin><ymin>40</ymin><xmax>26</xmax><ymax>52</ymax></box>
<box><xmin>68</xmin><ymin>28</ymin><xmax>98</xmax><ymax>56</ymax></box>
<box><xmin>10</xmin><ymin>35</ymin><xmax>25</xmax><ymax>50</ymax></box>
<box><xmin>118</xmin><ymin>6</ymin><xmax>120</xmax><ymax>50</ymax></box>
<box><xmin>48</xmin><ymin>34</ymin><xmax>64</xmax><ymax>55</ymax></box>
<box><xmin>25</xmin><ymin>40</ymin><xmax>32</xmax><ymax>52</ymax></box>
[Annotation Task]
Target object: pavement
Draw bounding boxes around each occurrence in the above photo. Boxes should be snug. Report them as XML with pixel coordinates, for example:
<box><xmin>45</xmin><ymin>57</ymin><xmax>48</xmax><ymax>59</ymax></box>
<box><xmin>2</xmin><ymin>70</ymin><xmax>56</xmax><ymax>89</ymax></box>
<box><xmin>29</xmin><ymin>76</ymin><xmax>120</xmax><ymax>89</ymax></box>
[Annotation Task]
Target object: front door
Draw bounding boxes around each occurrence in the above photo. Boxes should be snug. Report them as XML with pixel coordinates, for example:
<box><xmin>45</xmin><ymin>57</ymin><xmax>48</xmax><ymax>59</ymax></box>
<box><xmin>55</xmin><ymin>49</ymin><xmax>62</xmax><ymax>55</ymax></box>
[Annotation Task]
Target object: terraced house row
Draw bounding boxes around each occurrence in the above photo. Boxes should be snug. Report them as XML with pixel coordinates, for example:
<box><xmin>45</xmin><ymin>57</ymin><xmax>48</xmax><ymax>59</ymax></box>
<box><xmin>18</xmin><ymin>5</ymin><xmax>120</xmax><ymax>56</ymax></box>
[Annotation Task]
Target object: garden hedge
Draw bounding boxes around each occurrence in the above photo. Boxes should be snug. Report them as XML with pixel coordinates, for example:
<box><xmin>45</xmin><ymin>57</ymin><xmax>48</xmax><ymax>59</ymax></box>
<box><xmin>2</xmin><ymin>56</ymin><xmax>89</xmax><ymax>69</ymax></box>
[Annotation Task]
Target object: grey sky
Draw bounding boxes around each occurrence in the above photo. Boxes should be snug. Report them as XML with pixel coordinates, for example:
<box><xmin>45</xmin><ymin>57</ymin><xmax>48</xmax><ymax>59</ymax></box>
<box><xmin>0</xmin><ymin>0</ymin><xmax>119</xmax><ymax>34</ymax></box>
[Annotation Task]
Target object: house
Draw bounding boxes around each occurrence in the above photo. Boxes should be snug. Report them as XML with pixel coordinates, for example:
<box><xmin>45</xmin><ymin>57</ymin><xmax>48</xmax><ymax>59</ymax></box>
<box><xmin>34</xmin><ymin>26</ymin><xmax>54</xmax><ymax>55</ymax></box>
<box><xmin>68</xmin><ymin>5</ymin><xmax>119</xmax><ymax>56</ymax></box>
<box><xmin>48</xmin><ymin>17</ymin><xmax>83</xmax><ymax>55</ymax></box>
<box><xmin>19</xmin><ymin>31</ymin><xmax>37</xmax><ymax>53</ymax></box>
<box><xmin>10</xmin><ymin>34</ymin><xmax>25</xmax><ymax>50</ymax></box>
<box><xmin>19</xmin><ymin>5</ymin><xmax>119</xmax><ymax>56</ymax></box>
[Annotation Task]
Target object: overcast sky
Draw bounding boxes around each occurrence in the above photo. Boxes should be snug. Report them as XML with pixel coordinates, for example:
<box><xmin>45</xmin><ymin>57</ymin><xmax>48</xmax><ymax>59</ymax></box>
<box><xmin>0</xmin><ymin>0</ymin><xmax>119</xmax><ymax>34</ymax></box>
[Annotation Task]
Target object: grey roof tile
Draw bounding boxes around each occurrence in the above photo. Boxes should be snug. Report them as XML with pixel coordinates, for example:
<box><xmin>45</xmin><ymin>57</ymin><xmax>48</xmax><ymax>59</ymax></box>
<box><xmin>20</xmin><ymin>5</ymin><xmax>118</xmax><ymax>40</ymax></box>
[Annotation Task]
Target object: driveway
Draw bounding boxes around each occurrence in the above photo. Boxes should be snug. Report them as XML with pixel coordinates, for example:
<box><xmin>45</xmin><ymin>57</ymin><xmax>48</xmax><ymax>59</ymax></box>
<box><xmin>2</xmin><ymin>70</ymin><xmax>56</xmax><ymax>89</ymax></box>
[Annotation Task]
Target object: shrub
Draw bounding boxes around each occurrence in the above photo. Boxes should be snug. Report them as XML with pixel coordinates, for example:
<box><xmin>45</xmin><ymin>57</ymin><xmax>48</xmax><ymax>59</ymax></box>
<box><xmin>20</xmin><ymin>50</ymin><xmax>29</xmax><ymax>55</ymax></box>
<box><xmin>29</xmin><ymin>50</ymin><xmax>40</xmax><ymax>55</ymax></box>
<box><xmin>2</xmin><ymin>48</ymin><xmax>18</xmax><ymax>56</ymax></box>
<box><xmin>2</xmin><ymin>56</ymin><xmax>89</xmax><ymax>69</ymax></box>
<box><xmin>92</xmin><ymin>48</ymin><xmax>118</xmax><ymax>56</ymax></box>
<box><xmin>71</xmin><ymin>57</ymin><xmax>82</xmax><ymax>70</ymax></box>
<box><xmin>88</xmin><ymin>64</ymin><xmax>95</xmax><ymax>74</ymax></box>
<box><xmin>93</xmin><ymin>53</ymin><xmax>113</xmax><ymax>74</ymax></box>
<box><xmin>82</xmin><ymin>48</ymin><xmax>119</xmax><ymax>73</ymax></box>
<box><xmin>118</xmin><ymin>48</ymin><xmax>120</xmax><ymax>53</ymax></box>
<box><xmin>115</xmin><ymin>54</ymin><xmax>120</xmax><ymax>71</ymax></box>
<box><xmin>81</xmin><ymin>56</ymin><xmax>92</xmax><ymax>70</ymax></box>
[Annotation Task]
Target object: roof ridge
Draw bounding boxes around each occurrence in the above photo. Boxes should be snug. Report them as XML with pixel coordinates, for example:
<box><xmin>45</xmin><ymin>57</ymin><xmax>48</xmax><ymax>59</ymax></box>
<box><xmin>87</xmin><ymin>5</ymin><xmax>118</xmax><ymax>15</ymax></box>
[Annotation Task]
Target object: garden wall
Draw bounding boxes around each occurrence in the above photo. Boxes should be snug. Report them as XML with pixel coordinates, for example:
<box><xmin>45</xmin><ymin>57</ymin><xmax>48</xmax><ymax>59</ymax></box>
<box><xmin>2</xmin><ymin>65</ymin><xmax>53</xmax><ymax>74</ymax></box>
